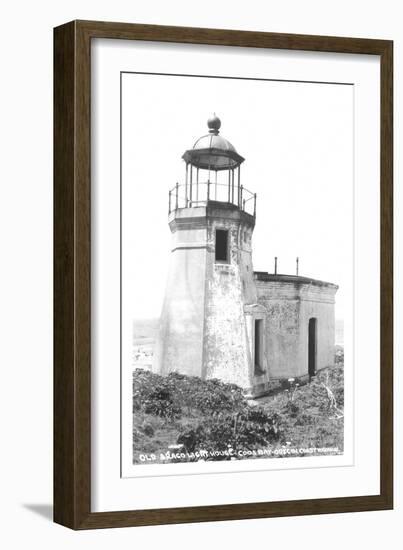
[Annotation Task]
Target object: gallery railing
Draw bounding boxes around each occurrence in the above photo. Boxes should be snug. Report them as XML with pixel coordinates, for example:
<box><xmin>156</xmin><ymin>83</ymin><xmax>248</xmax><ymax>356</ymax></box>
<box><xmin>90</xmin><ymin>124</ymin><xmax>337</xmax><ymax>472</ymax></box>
<box><xmin>168</xmin><ymin>181</ymin><xmax>256</xmax><ymax>218</ymax></box>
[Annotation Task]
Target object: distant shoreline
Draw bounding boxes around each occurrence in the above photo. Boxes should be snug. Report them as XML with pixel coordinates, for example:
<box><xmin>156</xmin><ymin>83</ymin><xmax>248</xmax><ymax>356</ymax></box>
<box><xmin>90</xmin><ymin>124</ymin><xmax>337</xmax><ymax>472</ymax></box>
<box><xmin>133</xmin><ymin>318</ymin><xmax>344</xmax><ymax>346</ymax></box>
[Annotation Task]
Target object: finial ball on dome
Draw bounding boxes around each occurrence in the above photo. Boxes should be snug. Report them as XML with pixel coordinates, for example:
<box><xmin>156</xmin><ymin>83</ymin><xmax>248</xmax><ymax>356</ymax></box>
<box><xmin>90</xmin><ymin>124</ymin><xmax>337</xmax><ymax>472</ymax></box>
<box><xmin>207</xmin><ymin>113</ymin><xmax>221</xmax><ymax>133</ymax></box>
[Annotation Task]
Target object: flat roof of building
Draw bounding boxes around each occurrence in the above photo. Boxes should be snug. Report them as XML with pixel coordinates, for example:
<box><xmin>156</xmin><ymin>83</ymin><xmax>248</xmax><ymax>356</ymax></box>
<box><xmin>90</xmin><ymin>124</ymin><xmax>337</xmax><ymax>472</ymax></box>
<box><xmin>253</xmin><ymin>271</ymin><xmax>338</xmax><ymax>289</ymax></box>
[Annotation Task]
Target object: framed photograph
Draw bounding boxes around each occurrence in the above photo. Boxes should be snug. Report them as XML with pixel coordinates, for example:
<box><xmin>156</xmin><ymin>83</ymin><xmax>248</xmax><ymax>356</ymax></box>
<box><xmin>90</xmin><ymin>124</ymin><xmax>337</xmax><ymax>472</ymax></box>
<box><xmin>54</xmin><ymin>20</ymin><xmax>393</xmax><ymax>529</ymax></box>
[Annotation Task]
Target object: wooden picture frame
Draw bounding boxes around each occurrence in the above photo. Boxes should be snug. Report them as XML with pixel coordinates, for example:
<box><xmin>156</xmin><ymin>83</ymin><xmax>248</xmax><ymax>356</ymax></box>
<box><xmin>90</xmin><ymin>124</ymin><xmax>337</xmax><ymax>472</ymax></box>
<box><xmin>54</xmin><ymin>20</ymin><xmax>393</xmax><ymax>530</ymax></box>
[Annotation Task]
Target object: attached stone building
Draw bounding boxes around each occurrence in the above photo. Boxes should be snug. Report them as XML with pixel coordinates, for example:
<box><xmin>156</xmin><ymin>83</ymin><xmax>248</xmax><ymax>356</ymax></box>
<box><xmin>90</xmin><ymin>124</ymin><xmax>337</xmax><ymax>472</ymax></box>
<box><xmin>153</xmin><ymin>116</ymin><xmax>338</xmax><ymax>397</ymax></box>
<box><xmin>253</xmin><ymin>272</ymin><xmax>338</xmax><ymax>395</ymax></box>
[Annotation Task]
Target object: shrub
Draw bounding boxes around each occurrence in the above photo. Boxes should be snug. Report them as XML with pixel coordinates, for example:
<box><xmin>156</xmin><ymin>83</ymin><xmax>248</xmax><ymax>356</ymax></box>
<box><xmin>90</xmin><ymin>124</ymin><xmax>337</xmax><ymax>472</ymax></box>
<box><xmin>143</xmin><ymin>386</ymin><xmax>182</xmax><ymax>418</ymax></box>
<box><xmin>133</xmin><ymin>369</ymin><xmax>246</xmax><ymax>419</ymax></box>
<box><xmin>285</xmin><ymin>401</ymin><xmax>300</xmax><ymax>417</ymax></box>
<box><xmin>177</xmin><ymin>407</ymin><xmax>280</xmax><ymax>459</ymax></box>
<box><xmin>141</xmin><ymin>422</ymin><xmax>155</xmax><ymax>437</ymax></box>
<box><xmin>335</xmin><ymin>346</ymin><xmax>344</xmax><ymax>365</ymax></box>
<box><xmin>133</xmin><ymin>370</ymin><xmax>181</xmax><ymax>418</ymax></box>
<box><xmin>294</xmin><ymin>411</ymin><xmax>317</xmax><ymax>426</ymax></box>
<box><xmin>132</xmin><ymin>363</ymin><xmax>344</xmax><ymax>464</ymax></box>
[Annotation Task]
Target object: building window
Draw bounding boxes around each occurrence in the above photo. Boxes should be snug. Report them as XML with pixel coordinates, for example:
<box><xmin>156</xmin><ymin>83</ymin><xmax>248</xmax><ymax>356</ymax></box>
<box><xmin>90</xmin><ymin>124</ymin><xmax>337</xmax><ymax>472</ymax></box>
<box><xmin>215</xmin><ymin>229</ymin><xmax>229</xmax><ymax>262</ymax></box>
<box><xmin>254</xmin><ymin>319</ymin><xmax>264</xmax><ymax>375</ymax></box>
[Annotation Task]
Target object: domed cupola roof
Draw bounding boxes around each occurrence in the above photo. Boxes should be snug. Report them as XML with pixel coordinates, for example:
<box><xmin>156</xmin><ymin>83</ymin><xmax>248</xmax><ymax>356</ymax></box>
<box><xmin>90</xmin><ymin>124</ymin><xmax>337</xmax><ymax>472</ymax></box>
<box><xmin>182</xmin><ymin>115</ymin><xmax>245</xmax><ymax>171</ymax></box>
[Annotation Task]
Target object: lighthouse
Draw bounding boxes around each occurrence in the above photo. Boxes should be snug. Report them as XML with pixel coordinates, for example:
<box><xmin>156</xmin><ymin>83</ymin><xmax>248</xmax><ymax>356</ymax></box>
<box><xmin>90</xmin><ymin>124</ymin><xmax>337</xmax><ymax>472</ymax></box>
<box><xmin>153</xmin><ymin>115</ymin><xmax>265</xmax><ymax>393</ymax></box>
<box><xmin>152</xmin><ymin>115</ymin><xmax>338</xmax><ymax>397</ymax></box>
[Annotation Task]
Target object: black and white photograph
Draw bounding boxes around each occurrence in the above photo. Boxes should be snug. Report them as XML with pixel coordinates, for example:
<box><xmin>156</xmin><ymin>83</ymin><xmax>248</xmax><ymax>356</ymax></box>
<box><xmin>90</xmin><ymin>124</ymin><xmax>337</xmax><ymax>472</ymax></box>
<box><xmin>121</xmin><ymin>71</ymin><xmax>352</xmax><ymax>472</ymax></box>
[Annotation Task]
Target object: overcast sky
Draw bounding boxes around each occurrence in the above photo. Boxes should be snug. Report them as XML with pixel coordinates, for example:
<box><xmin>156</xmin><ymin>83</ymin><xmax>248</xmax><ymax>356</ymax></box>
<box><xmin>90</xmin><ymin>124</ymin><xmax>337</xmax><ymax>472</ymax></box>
<box><xmin>121</xmin><ymin>72</ymin><xmax>353</xmax><ymax>321</ymax></box>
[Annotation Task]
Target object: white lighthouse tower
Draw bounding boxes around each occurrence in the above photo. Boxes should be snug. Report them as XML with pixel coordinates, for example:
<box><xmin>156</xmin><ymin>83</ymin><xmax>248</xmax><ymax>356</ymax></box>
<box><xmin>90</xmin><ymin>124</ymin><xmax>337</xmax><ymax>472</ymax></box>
<box><xmin>153</xmin><ymin>115</ymin><xmax>268</xmax><ymax>393</ymax></box>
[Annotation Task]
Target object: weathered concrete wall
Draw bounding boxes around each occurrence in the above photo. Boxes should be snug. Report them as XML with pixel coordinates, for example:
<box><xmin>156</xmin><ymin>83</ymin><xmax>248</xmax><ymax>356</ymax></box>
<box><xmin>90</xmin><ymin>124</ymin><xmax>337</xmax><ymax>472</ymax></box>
<box><xmin>255</xmin><ymin>275</ymin><xmax>338</xmax><ymax>381</ymax></box>
<box><xmin>298</xmin><ymin>287</ymin><xmax>336</xmax><ymax>376</ymax></box>
<box><xmin>153</xmin><ymin>208</ymin><xmax>208</xmax><ymax>376</ymax></box>
<box><xmin>203</xmin><ymin>206</ymin><xmax>257</xmax><ymax>390</ymax></box>
<box><xmin>256</xmin><ymin>289</ymin><xmax>301</xmax><ymax>379</ymax></box>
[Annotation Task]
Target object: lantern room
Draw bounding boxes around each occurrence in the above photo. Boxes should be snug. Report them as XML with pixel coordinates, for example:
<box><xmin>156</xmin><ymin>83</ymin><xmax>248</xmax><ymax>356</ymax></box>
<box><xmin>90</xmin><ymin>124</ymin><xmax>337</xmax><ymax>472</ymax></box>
<box><xmin>168</xmin><ymin>115</ymin><xmax>256</xmax><ymax>217</ymax></box>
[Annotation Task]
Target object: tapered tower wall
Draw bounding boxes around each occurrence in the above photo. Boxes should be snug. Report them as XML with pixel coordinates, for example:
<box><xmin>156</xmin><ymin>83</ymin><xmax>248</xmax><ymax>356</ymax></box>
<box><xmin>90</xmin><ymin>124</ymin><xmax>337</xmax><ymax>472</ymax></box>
<box><xmin>203</xmin><ymin>204</ymin><xmax>256</xmax><ymax>389</ymax></box>
<box><xmin>153</xmin><ymin>208</ymin><xmax>208</xmax><ymax>377</ymax></box>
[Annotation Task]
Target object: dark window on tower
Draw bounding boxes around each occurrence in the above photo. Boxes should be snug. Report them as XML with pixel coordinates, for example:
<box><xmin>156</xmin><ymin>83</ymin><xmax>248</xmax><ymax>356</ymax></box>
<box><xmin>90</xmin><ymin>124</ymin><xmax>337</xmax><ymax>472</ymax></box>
<box><xmin>215</xmin><ymin>229</ymin><xmax>229</xmax><ymax>262</ymax></box>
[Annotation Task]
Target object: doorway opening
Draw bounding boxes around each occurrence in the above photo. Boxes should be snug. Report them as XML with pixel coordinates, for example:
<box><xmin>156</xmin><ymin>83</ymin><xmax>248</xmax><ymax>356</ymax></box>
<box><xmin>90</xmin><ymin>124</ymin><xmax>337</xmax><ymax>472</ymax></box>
<box><xmin>254</xmin><ymin>319</ymin><xmax>264</xmax><ymax>375</ymax></box>
<box><xmin>308</xmin><ymin>318</ymin><xmax>317</xmax><ymax>379</ymax></box>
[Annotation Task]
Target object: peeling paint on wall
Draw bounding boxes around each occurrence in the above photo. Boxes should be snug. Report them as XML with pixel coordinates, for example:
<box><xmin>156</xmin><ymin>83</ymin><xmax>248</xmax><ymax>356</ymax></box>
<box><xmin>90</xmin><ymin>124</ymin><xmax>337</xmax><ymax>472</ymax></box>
<box><xmin>203</xmin><ymin>214</ymin><xmax>255</xmax><ymax>388</ymax></box>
